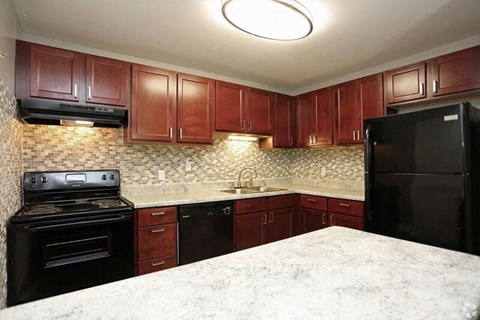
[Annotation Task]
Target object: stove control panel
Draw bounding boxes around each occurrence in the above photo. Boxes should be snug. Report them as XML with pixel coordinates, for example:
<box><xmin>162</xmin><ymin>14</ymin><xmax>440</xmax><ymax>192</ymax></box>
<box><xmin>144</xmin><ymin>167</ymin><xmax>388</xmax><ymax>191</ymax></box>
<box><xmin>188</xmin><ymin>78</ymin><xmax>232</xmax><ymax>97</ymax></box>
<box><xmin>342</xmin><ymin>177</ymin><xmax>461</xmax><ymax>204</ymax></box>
<box><xmin>24</xmin><ymin>170</ymin><xmax>121</xmax><ymax>191</ymax></box>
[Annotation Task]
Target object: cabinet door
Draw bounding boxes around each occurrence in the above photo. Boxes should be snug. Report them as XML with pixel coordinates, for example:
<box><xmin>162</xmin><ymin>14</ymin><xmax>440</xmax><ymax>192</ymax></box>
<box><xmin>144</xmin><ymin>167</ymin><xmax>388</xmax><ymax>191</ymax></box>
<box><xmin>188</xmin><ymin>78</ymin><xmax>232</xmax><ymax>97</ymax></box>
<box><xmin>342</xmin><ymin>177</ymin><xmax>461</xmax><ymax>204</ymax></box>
<box><xmin>246</xmin><ymin>88</ymin><xmax>273</xmax><ymax>134</ymax></box>
<box><xmin>334</xmin><ymin>81</ymin><xmax>361</xmax><ymax>144</ymax></box>
<box><xmin>303</xmin><ymin>208</ymin><xmax>328</xmax><ymax>233</ymax></box>
<box><xmin>235</xmin><ymin>212</ymin><xmax>267</xmax><ymax>251</ymax></box>
<box><xmin>215</xmin><ymin>81</ymin><xmax>245</xmax><ymax>132</ymax></box>
<box><xmin>430</xmin><ymin>46</ymin><xmax>480</xmax><ymax>97</ymax></box>
<box><xmin>130</xmin><ymin>65</ymin><xmax>176</xmax><ymax>142</ymax></box>
<box><xmin>360</xmin><ymin>73</ymin><xmax>384</xmax><ymax>122</ymax></box>
<box><xmin>295</xmin><ymin>92</ymin><xmax>316</xmax><ymax>147</ymax></box>
<box><xmin>268</xmin><ymin>207</ymin><xmax>293</xmax><ymax>243</ymax></box>
<box><xmin>315</xmin><ymin>87</ymin><xmax>333</xmax><ymax>146</ymax></box>
<box><xmin>137</xmin><ymin>223</ymin><xmax>177</xmax><ymax>261</ymax></box>
<box><xmin>384</xmin><ymin>62</ymin><xmax>426</xmax><ymax>104</ymax></box>
<box><xmin>177</xmin><ymin>74</ymin><xmax>214</xmax><ymax>144</ymax></box>
<box><xmin>30</xmin><ymin>44</ymin><xmax>83</xmax><ymax>101</ymax></box>
<box><xmin>86</xmin><ymin>56</ymin><xmax>128</xmax><ymax>106</ymax></box>
<box><xmin>273</xmin><ymin>94</ymin><xmax>294</xmax><ymax>147</ymax></box>
<box><xmin>329</xmin><ymin>213</ymin><xmax>364</xmax><ymax>231</ymax></box>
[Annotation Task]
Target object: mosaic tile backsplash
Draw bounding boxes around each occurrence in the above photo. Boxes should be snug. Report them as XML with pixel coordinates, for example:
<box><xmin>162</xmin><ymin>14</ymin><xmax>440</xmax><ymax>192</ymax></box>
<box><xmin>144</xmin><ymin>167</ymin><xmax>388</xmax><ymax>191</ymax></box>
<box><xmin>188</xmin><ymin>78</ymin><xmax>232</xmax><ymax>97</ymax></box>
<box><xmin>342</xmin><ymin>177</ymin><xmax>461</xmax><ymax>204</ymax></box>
<box><xmin>0</xmin><ymin>80</ymin><xmax>23</xmax><ymax>309</ymax></box>
<box><xmin>22</xmin><ymin>125</ymin><xmax>364</xmax><ymax>188</ymax></box>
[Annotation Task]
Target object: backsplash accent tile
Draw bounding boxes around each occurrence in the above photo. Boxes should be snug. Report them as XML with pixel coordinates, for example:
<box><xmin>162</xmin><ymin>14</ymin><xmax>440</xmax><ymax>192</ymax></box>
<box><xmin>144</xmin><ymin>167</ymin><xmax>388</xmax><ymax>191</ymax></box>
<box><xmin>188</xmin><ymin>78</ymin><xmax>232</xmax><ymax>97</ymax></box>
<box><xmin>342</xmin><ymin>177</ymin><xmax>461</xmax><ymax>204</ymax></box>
<box><xmin>0</xmin><ymin>80</ymin><xmax>22</xmax><ymax>309</ymax></box>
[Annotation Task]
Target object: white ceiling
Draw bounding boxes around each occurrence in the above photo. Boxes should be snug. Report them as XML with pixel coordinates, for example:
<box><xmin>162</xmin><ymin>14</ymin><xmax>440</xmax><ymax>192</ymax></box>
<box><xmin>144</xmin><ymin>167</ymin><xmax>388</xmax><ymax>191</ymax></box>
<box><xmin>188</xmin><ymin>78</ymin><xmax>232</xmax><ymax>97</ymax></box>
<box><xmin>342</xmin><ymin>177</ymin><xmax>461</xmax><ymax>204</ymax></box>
<box><xmin>10</xmin><ymin>0</ymin><xmax>480</xmax><ymax>95</ymax></box>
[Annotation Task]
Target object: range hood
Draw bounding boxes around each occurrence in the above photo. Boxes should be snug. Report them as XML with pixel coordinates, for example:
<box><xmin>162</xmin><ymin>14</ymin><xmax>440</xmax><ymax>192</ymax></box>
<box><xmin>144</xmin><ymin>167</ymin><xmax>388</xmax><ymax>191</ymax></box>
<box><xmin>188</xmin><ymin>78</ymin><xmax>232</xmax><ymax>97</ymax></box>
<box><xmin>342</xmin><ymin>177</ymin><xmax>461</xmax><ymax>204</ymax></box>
<box><xmin>18</xmin><ymin>99</ymin><xmax>127</xmax><ymax>127</ymax></box>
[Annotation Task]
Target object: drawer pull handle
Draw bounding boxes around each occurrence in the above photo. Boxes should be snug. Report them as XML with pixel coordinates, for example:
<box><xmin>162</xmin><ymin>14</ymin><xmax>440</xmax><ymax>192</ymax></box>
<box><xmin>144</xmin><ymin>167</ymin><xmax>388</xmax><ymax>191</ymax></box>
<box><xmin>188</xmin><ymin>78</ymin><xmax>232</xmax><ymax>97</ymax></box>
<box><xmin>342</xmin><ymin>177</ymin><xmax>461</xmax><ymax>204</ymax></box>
<box><xmin>339</xmin><ymin>203</ymin><xmax>351</xmax><ymax>207</ymax></box>
<box><xmin>322</xmin><ymin>213</ymin><xmax>327</xmax><ymax>225</ymax></box>
<box><xmin>151</xmin><ymin>212</ymin><xmax>165</xmax><ymax>216</ymax></box>
<box><xmin>151</xmin><ymin>260</ymin><xmax>165</xmax><ymax>267</ymax></box>
<box><xmin>151</xmin><ymin>228</ymin><xmax>165</xmax><ymax>233</ymax></box>
<box><xmin>330</xmin><ymin>215</ymin><xmax>334</xmax><ymax>226</ymax></box>
<box><xmin>307</xmin><ymin>199</ymin><xmax>317</xmax><ymax>203</ymax></box>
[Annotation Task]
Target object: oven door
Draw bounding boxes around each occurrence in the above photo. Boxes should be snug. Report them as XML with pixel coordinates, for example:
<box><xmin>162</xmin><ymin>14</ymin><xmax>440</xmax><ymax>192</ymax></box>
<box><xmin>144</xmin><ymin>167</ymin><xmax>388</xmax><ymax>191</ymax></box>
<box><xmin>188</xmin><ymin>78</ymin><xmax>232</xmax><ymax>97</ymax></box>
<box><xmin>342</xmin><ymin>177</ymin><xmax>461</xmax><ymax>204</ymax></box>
<box><xmin>7</xmin><ymin>212</ymin><xmax>134</xmax><ymax>306</ymax></box>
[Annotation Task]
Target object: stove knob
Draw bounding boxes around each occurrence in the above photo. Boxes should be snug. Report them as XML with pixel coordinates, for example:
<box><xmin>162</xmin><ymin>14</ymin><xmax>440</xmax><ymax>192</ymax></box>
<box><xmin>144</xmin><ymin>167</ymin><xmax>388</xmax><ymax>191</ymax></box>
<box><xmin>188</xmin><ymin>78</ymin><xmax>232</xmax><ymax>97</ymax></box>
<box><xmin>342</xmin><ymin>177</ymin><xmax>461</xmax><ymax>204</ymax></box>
<box><xmin>31</xmin><ymin>176</ymin><xmax>37</xmax><ymax>183</ymax></box>
<box><xmin>101</xmin><ymin>174</ymin><xmax>107</xmax><ymax>180</ymax></box>
<box><xmin>109</xmin><ymin>174</ymin><xmax>115</xmax><ymax>180</ymax></box>
<box><xmin>41</xmin><ymin>176</ymin><xmax>48</xmax><ymax>183</ymax></box>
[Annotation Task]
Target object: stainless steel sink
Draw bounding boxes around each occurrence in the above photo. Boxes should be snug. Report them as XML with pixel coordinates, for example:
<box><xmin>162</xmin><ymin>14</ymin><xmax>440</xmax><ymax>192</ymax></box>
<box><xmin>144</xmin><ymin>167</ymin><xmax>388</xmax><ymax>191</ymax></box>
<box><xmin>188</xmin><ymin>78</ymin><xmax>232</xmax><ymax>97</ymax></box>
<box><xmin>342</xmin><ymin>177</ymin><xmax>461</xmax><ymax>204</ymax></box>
<box><xmin>220</xmin><ymin>186</ymin><xmax>287</xmax><ymax>194</ymax></box>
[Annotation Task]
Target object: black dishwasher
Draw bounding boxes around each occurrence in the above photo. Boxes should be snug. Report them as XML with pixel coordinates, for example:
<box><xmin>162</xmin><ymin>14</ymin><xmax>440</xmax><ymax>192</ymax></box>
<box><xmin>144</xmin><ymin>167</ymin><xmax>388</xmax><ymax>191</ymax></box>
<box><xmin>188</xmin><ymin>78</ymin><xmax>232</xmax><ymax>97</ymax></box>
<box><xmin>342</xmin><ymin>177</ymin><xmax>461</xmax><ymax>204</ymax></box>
<box><xmin>178</xmin><ymin>201</ymin><xmax>234</xmax><ymax>265</ymax></box>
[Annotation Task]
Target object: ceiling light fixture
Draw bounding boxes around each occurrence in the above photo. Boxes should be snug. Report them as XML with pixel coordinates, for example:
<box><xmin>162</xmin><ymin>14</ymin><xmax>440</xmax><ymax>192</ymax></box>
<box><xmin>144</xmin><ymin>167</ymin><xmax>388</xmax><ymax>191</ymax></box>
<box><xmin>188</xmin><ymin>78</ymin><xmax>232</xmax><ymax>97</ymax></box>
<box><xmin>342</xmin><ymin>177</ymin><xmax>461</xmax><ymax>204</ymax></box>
<box><xmin>221</xmin><ymin>0</ymin><xmax>313</xmax><ymax>41</ymax></box>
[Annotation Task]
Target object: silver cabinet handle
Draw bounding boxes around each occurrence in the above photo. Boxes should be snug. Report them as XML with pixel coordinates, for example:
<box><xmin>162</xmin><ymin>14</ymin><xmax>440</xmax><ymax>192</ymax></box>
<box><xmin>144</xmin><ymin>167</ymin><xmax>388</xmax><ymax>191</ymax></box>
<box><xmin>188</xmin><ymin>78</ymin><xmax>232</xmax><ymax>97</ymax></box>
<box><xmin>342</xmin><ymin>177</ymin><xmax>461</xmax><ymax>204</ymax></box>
<box><xmin>151</xmin><ymin>260</ymin><xmax>165</xmax><ymax>267</ymax></box>
<box><xmin>263</xmin><ymin>213</ymin><xmax>267</xmax><ymax>225</ymax></box>
<box><xmin>151</xmin><ymin>228</ymin><xmax>165</xmax><ymax>233</ymax></box>
<box><xmin>313</xmin><ymin>135</ymin><xmax>317</xmax><ymax>145</ymax></box>
<box><xmin>169</xmin><ymin>127</ymin><xmax>173</xmax><ymax>139</ymax></box>
<box><xmin>74</xmin><ymin>84</ymin><xmax>78</xmax><ymax>98</ymax></box>
<box><xmin>88</xmin><ymin>85</ymin><xmax>92</xmax><ymax>100</ymax></box>
<box><xmin>357</xmin><ymin>130</ymin><xmax>360</xmax><ymax>141</ymax></box>
<box><xmin>322</xmin><ymin>213</ymin><xmax>327</xmax><ymax>225</ymax></box>
<box><xmin>151</xmin><ymin>212</ymin><xmax>165</xmax><ymax>216</ymax></box>
<box><xmin>289</xmin><ymin>137</ymin><xmax>293</xmax><ymax>146</ymax></box>
<box><xmin>179</xmin><ymin>128</ymin><xmax>183</xmax><ymax>140</ymax></box>
<box><xmin>352</xmin><ymin>131</ymin><xmax>356</xmax><ymax>141</ymax></box>
<box><xmin>241</xmin><ymin>120</ymin><xmax>246</xmax><ymax>130</ymax></box>
<box><xmin>269</xmin><ymin>212</ymin><xmax>274</xmax><ymax>223</ymax></box>
<box><xmin>433</xmin><ymin>80</ymin><xmax>438</xmax><ymax>93</ymax></box>
<box><xmin>248</xmin><ymin>121</ymin><xmax>253</xmax><ymax>131</ymax></box>
<box><xmin>307</xmin><ymin>198</ymin><xmax>316</xmax><ymax>203</ymax></box>
<box><xmin>339</xmin><ymin>203</ymin><xmax>351</xmax><ymax>207</ymax></box>
<box><xmin>420</xmin><ymin>83</ymin><xmax>425</xmax><ymax>95</ymax></box>
<box><xmin>309</xmin><ymin>135</ymin><xmax>313</xmax><ymax>145</ymax></box>
<box><xmin>330</xmin><ymin>215</ymin><xmax>334</xmax><ymax>226</ymax></box>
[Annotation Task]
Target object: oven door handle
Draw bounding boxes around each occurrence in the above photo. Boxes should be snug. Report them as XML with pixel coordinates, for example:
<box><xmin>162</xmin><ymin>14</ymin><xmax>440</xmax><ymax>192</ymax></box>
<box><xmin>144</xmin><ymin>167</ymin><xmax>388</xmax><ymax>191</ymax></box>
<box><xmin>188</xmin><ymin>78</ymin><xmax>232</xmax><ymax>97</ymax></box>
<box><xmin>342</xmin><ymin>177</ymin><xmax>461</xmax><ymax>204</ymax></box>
<box><xmin>26</xmin><ymin>215</ymin><xmax>131</xmax><ymax>231</ymax></box>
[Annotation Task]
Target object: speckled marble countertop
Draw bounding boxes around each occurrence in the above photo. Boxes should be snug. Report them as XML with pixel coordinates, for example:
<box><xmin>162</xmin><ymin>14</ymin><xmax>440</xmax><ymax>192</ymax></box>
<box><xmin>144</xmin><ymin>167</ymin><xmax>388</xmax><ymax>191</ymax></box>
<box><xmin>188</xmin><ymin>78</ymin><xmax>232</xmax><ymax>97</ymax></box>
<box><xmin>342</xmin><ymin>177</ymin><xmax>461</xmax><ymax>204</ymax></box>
<box><xmin>123</xmin><ymin>184</ymin><xmax>364</xmax><ymax>208</ymax></box>
<box><xmin>2</xmin><ymin>227</ymin><xmax>479</xmax><ymax>319</ymax></box>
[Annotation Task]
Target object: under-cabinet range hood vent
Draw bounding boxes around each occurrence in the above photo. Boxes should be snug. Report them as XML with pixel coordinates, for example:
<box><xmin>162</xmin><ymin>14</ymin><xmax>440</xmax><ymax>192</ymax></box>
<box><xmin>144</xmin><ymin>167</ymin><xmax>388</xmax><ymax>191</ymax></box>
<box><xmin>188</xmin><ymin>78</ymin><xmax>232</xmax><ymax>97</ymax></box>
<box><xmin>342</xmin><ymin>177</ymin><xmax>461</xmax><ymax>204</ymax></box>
<box><xmin>18</xmin><ymin>99</ymin><xmax>127</xmax><ymax>128</ymax></box>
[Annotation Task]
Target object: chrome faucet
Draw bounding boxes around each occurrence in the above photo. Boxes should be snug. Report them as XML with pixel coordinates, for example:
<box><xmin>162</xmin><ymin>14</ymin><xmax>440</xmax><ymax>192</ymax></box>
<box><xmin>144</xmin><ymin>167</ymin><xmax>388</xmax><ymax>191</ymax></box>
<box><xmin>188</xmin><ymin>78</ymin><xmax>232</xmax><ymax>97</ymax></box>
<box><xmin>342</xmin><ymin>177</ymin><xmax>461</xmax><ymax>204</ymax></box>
<box><xmin>237</xmin><ymin>167</ymin><xmax>258</xmax><ymax>188</ymax></box>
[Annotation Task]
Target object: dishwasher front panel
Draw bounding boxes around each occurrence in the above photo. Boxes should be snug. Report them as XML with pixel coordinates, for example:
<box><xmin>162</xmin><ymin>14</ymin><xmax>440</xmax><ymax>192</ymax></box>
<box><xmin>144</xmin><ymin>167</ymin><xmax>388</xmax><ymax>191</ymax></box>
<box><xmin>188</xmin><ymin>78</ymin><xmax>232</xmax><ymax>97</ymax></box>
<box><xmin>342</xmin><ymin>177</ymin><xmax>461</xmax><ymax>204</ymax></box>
<box><xmin>178</xmin><ymin>201</ymin><xmax>234</xmax><ymax>265</ymax></box>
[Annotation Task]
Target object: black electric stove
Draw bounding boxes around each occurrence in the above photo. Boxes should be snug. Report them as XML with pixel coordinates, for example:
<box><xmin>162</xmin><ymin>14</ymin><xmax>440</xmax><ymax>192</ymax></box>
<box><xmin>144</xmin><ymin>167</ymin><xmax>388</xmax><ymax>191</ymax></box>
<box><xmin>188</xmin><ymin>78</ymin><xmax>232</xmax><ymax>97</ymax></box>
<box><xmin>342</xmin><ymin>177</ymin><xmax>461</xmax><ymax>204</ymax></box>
<box><xmin>7</xmin><ymin>170</ymin><xmax>135</xmax><ymax>306</ymax></box>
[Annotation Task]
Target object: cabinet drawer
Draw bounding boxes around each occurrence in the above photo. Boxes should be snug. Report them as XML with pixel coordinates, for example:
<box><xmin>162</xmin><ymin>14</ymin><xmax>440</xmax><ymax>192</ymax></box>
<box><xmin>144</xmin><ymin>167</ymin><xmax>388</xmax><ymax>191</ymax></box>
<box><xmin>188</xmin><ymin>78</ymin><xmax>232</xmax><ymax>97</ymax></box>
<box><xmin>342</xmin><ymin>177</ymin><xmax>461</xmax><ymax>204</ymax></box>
<box><xmin>299</xmin><ymin>195</ymin><xmax>327</xmax><ymax>211</ymax></box>
<box><xmin>269</xmin><ymin>194</ymin><xmax>294</xmax><ymax>210</ymax></box>
<box><xmin>137</xmin><ymin>255</ymin><xmax>177</xmax><ymax>275</ymax></box>
<box><xmin>328</xmin><ymin>198</ymin><xmax>364</xmax><ymax>217</ymax></box>
<box><xmin>138</xmin><ymin>223</ymin><xmax>177</xmax><ymax>261</ymax></box>
<box><xmin>235</xmin><ymin>198</ymin><xmax>268</xmax><ymax>215</ymax></box>
<box><xmin>137</xmin><ymin>206</ymin><xmax>177</xmax><ymax>227</ymax></box>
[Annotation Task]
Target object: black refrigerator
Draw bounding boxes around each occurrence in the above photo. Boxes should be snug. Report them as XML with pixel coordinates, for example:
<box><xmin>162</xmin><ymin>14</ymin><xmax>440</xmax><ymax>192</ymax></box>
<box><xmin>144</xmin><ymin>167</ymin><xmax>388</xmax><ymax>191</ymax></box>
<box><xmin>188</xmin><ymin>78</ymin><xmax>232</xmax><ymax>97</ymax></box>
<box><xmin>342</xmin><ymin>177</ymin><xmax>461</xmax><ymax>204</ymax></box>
<box><xmin>364</xmin><ymin>102</ymin><xmax>480</xmax><ymax>255</ymax></box>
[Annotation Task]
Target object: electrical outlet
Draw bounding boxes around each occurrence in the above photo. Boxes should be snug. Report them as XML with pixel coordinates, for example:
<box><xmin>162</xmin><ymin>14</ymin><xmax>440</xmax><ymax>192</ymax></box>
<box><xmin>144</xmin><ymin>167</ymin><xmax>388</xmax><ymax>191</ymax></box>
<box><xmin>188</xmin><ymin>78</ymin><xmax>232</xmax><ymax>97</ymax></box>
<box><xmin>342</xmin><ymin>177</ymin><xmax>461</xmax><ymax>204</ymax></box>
<box><xmin>185</xmin><ymin>160</ymin><xmax>192</xmax><ymax>172</ymax></box>
<box><xmin>158</xmin><ymin>169</ymin><xmax>165</xmax><ymax>181</ymax></box>
<box><xmin>320</xmin><ymin>167</ymin><xmax>326</xmax><ymax>177</ymax></box>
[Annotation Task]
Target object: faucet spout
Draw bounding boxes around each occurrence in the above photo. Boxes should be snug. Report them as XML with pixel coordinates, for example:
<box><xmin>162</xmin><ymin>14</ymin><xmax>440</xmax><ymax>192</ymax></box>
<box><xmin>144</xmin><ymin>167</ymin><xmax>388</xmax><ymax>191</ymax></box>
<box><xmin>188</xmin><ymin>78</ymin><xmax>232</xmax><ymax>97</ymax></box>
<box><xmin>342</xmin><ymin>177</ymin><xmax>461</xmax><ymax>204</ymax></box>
<box><xmin>237</xmin><ymin>167</ymin><xmax>258</xmax><ymax>188</ymax></box>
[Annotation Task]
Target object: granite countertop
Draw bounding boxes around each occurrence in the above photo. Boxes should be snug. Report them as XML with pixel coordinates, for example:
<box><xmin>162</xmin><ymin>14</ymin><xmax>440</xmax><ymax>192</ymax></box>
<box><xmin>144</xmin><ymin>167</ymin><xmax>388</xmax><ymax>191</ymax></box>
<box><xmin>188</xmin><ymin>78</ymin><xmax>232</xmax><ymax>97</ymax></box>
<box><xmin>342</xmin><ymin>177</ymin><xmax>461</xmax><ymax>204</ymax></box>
<box><xmin>124</xmin><ymin>184</ymin><xmax>365</xmax><ymax>208</ymax></box>
<box><xmin>2</xmin><ymin>227</ymin><xmax>479</xmax><ymax>319</ymax></box>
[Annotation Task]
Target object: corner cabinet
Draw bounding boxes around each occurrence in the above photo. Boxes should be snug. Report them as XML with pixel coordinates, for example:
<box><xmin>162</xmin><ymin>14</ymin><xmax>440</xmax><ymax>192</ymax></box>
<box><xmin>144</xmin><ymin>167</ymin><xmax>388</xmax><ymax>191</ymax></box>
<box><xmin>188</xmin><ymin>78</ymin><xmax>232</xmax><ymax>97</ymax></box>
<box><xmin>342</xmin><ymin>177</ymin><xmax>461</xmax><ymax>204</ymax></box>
<box><xmin>215</xmin><ymin>81</ymin><xmax>273</xmax><ymax>135</ymax></box>
<box><xmin>128</xmin><ymin>65</ymin><xmax>177</xmax><ymax>142</ymax></box>
<box><xmin>17</xmin><ymin>41</ymin><xmax>129</xmax><ymax>107</ymax></box>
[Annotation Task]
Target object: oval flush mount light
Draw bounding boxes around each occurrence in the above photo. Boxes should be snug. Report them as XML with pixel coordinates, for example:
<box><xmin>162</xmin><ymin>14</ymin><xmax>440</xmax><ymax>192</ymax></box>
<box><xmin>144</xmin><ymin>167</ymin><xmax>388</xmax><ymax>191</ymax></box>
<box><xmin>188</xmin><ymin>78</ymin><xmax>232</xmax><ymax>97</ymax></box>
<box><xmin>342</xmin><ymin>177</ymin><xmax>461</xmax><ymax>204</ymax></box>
<box><xmin>222</xmin><ymin>0</ymin><xmax>313</xmax><ymax>41</ymax></box>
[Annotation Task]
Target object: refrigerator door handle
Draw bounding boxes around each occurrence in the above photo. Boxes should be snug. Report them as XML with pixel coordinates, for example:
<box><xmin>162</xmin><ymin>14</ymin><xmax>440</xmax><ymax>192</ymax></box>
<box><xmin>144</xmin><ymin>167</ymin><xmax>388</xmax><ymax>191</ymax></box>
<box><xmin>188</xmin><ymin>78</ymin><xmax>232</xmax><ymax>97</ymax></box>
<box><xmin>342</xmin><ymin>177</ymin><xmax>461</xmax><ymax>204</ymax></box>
<box><xmin>364</xmin><ymin>125</ymin><xmax>374</xmax><ymax>221</ymax></box>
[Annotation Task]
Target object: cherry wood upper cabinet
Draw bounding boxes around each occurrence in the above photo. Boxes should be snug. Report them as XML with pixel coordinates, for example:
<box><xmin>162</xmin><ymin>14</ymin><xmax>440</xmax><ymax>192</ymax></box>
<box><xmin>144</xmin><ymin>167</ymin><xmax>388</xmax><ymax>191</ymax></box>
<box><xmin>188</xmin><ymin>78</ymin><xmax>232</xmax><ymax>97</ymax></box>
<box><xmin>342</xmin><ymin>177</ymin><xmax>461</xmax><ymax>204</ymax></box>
<box><xmin>429</xmin><ymin>46</ymin><xmax>480</xmax><ymax>97</ymax></box>
<box><xmin>29</xmin><ymin>44</ymin><xmax>83</xmax><ymax>102</ymax></box>
<box><xmin>315</xmin><ymin>88</ymin><xmax>333</xmax><ymax>146</ymax></box>
<box><xmin>129</xmin><ymin>65</ymin><xmax>176</xmax><ymax>142</ymax></box>
<box><xmin>384</xmin><ymin>62</ymin><xmax>427</xmax><ymax>105</ymax></box>
<box><xmin>296</xmin><ymin>92</ymin><xmax>316</xmax><ymax>147</ymax></box>
<box><xmin>17</xmin><ymin>41</ymin><xmax>129</xmax><ymax>107</ymax></box>
<box><xmin>215</xmin><ymin>81</ymin><xmax>273</xmax><ymax>135</ymax></box>
<box><xmin>177</xmin><ymin>74</ymin><xmax>214</xmax><ymax>144</ymax></box>
<box><xmin>86</xmin><ymin>56</ymin><xmax>128</xmax><ymax>106</ymax></box>
<box><xmin>273</xmin><ymin>94</ymin><xmax>294</xmax><ymax>147</ymax></box>
<box><xmin>334</xmin><ymin>74</ymin><xmax>383</xmax><ymax>145</ymax></box>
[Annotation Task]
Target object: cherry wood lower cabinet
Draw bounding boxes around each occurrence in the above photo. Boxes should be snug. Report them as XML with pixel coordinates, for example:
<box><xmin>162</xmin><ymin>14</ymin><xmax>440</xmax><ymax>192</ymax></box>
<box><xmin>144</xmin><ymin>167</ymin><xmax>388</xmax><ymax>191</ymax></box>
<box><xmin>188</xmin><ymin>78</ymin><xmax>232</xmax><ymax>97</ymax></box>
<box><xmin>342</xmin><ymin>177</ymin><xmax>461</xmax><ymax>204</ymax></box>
<box><xmin>298</xmin><ymin>195</ymin><xmax>364</xmax><ymax>233</ymax></box>
<box><xmin>235</xmin><ymin>195</ymin><xmax>294</xmax><ymax>251</ymax></box>
<box><xmin>136</xmin><ymin>206</ymin><xmax>178</xmax><ymax>275</ymax></box>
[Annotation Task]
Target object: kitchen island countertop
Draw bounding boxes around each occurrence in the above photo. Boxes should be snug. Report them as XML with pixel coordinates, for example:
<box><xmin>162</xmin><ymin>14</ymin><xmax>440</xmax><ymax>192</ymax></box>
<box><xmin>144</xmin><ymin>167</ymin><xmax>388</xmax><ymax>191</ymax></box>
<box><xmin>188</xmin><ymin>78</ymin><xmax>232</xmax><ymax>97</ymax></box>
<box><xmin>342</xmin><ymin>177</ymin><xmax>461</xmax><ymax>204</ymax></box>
<box><xmin>124</xmin><ymin>183</ymin><xmax>365</xmax><ymax>208</ymax></box>
<box><xmin>1</xmin><ymin>227</ymin><xmax>479</xmax><ymax>319</ymax></box>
